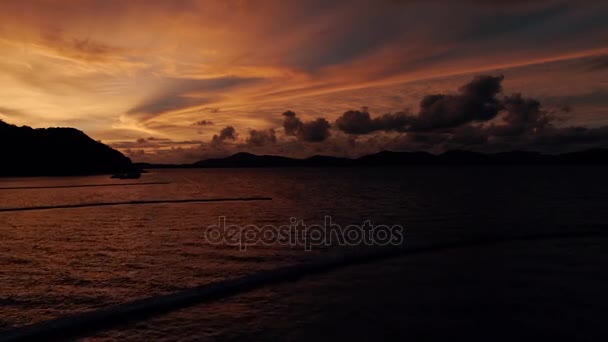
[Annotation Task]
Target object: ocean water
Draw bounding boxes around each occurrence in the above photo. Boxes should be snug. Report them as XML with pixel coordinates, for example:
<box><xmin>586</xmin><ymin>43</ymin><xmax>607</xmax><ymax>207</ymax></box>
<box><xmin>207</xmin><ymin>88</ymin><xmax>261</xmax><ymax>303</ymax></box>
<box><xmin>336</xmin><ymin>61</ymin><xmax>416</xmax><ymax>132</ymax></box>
<box><xmin>1</xmin><ymin>167</ymin><xmax>607</xmax><ymax>340</ymax></box>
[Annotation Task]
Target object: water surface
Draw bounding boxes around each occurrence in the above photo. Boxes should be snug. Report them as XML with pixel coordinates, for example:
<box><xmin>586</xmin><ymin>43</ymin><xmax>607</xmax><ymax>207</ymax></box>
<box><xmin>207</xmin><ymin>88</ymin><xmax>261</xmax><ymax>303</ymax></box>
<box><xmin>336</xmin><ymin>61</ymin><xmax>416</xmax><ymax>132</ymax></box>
<box><xmin>1</xmin><ymin>167</ymin><xmax>607</xmax><ymax>338</ymax></box>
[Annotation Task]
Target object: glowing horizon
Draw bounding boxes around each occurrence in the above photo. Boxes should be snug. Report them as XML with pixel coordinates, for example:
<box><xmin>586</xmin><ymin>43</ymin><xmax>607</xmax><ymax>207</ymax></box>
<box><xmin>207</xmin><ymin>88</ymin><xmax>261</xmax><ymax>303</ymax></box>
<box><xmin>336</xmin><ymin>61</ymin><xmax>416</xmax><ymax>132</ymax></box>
<box><xmin>0</xmin><ymin>0</ymin><xmax>607</xmax><ymax>163</ymax></box>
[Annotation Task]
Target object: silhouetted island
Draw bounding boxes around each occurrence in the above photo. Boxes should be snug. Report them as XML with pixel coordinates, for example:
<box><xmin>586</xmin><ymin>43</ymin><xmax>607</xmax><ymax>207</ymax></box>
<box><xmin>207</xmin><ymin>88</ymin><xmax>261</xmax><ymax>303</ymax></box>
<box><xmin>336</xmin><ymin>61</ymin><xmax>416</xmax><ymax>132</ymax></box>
<box><xmin>134</xmin><ymin>148</ymin><xmax>608</xmax><ymax>170</ymax></box>
<box><xmin>0</xmin><ymin>120</ymin><xmax>132</xmax><ymax>177</ymax></box>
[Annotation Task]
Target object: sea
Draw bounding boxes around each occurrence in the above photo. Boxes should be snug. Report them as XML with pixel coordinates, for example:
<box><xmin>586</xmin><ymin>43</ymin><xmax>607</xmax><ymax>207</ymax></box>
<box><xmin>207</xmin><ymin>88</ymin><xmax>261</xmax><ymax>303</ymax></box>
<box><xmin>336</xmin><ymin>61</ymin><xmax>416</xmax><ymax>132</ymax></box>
<box><xmin>1</xmin><ymin>167</ymin><xmax>607</xmax><ymax>341</ymax></box>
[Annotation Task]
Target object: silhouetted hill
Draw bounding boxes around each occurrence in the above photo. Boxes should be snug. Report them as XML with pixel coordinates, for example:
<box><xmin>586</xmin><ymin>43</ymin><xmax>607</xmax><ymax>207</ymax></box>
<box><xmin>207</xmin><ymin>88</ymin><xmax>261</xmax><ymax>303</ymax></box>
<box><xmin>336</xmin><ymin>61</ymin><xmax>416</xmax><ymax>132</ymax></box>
<box><xmin>191</xmin><ymin>153</ymin><xmax>354</xmax><ymax>168</ymax></box>
<box><xmin>182</xmin><ymin>148</ymin><xmax>608</xmax><ymax>168</ymax></box>
<box><xmin>438</xmin><ymin>150</ymin><xmax>489</xmax><ymax>164</ymax></box>
<box><xmin>194</xmin><ymin>152</ymin><xmax>299</xmax><ymax>168</ymax></box>
<box><xmin>0</xmin><ymin>120</ymin><xmax>132</xmax><ymax>176</ymax></box>
<box><xmin>557</xmin><ymin>148</ymin><xmax>608</xmax><ymax>165</ymax></box>
<box><xmin>357</xmin><ymin>151</ymin><xmax>435</xmax><ymax>165</ymax></box>
<box><xmin>488</xmin><ymin>150</ymin><xmax>549</xmax><ymax>164</ymax></box>
<box><xmin>304</xmin><ymin>155</ymin><xmax>353</xmax><ymax>166</ymax></box>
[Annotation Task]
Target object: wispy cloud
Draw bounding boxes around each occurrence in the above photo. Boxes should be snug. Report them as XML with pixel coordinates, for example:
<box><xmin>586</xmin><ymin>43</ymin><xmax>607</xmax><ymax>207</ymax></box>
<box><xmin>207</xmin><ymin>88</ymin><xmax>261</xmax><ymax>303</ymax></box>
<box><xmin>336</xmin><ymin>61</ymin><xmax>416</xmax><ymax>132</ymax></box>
<box><xmin>0</xmin><ymin>0</ymin><xmax>606</xmax><ymax>161</ymax></box>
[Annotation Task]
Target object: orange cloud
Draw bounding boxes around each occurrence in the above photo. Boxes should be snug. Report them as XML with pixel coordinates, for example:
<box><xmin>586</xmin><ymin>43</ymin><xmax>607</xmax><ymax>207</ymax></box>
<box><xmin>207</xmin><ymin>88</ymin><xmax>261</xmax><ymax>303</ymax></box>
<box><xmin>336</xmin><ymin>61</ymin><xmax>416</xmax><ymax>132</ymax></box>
<box><xmin>0</xmin><ymin>0</ymin><xmax>605</xmax><ymax>161</ymax></box>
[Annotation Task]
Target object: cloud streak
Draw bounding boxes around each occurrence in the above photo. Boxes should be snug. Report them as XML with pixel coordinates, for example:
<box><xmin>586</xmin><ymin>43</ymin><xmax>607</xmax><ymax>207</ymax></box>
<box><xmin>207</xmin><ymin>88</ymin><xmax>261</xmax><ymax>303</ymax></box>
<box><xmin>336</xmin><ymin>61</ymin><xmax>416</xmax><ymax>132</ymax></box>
<box><xmin>127</xmin><ymin>77</ymin><xmax>262</xmax><ymax>119</ymax></box>
<box><xmin>121</xmin><ymin>74</ymin><xmax>608</xmax><ymax>163</ymax></box>
<box><xmin>0</xmin><ymin>0</ymin><xmax>606</xmax><ymax>160</ymax></box>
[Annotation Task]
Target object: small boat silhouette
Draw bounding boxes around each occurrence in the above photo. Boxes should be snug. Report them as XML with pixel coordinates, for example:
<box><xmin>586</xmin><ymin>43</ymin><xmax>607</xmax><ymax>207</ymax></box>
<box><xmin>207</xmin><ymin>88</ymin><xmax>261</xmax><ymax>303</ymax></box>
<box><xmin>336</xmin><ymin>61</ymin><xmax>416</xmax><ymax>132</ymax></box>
<box><xmin>110</xmin><ymin>171</ymin><xmax>141</xmax><ymax>179</ymax></box>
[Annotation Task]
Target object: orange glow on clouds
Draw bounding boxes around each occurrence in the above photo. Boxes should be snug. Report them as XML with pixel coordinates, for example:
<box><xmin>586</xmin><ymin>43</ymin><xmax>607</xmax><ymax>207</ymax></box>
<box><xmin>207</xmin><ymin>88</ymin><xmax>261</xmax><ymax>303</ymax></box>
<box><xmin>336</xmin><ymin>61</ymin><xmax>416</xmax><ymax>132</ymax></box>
<box><xmin>0</xmin><ymin>0</ymin><xmax>606</xmax><ymax>162</ymax></box>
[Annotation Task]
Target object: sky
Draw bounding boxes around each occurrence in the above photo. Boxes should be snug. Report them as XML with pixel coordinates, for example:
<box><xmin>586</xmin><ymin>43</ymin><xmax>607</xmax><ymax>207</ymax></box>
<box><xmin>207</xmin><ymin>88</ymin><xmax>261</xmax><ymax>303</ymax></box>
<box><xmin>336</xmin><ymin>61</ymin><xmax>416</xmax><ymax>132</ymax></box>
<box><xmin>0</xmin><ymin>0</ymin><xmax>607</xmax><ymax>163</ymax></box>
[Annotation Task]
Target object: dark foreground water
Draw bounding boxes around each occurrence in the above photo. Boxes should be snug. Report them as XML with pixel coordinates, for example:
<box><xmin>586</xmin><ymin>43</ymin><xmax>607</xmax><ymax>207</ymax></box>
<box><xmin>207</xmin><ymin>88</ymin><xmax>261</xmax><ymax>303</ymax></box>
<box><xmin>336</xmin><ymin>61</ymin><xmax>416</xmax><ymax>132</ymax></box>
<box><xmin>0</xmin><ymin>167</ymin><xmax>607</xmax><ymax>340</ymax></box>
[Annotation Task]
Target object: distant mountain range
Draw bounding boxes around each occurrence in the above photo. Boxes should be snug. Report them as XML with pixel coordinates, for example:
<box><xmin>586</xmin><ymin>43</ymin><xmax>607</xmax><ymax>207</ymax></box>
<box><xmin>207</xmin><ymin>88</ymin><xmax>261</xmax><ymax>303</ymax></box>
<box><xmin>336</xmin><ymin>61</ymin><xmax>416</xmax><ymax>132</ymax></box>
<box><xmin>3</xmin><ymin>119</ymin><xmax>605</xmax><ymax>177</ymax></box>
<box><xmin>0</xmin><ymin>120</ymin><xmax>132</xmax><ymax>177</ymax></box>
<box><xmin>135</xmin><ymin>148</ymin><xmax>608</xmax><ymax>169</ymax></box>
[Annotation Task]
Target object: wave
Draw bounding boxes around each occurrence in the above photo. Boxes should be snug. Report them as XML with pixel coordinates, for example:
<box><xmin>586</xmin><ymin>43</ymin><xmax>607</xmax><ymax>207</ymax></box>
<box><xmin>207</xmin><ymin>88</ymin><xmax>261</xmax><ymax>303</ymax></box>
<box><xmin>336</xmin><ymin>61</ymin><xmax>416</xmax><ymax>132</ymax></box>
<box><xmin>0</xmin><ymin>182</ymin><xmax>171</xmax><ymax>191</ymax></box>
<box><xmin>1</xmin><ymin>228</ymin><xmax>606</xmax><ymax>341</ymax></box>
<box><xmin>0</xmin><ymin>197</ymin><xmax>272</xmax><ymax>213</ymax></box>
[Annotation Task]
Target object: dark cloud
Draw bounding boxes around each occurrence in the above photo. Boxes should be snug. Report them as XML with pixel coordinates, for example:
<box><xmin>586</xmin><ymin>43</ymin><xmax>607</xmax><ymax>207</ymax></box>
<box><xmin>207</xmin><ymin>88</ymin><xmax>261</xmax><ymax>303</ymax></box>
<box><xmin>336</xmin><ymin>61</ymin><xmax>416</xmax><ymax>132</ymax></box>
<box><xmin>335</xmin><ymin>110</ymin><xmax>373</xmax><ymax>134</ymax></box>
<box><xmin>211</xmin><ymin>126</ymin><xmax>237</xmax><ymax>145</ymax></box>
<box><xmin>331</xmin><ymin>74</ymin><xmax>608</xmax><ymax>153</ymax></box>
<box><xmin>193</xmin><ymin>120</ymin><xmax>214</xmax><ymax>126</ymax></box>
<box><xmin>282</xmin><ymin>111</ymin><xmax>301</xmax><ymax>136</ymax></box>
<box><xmin>246</xmin><ymin>129</ymin><xmax>277</xmax><ymax>146</ymax></box>
<box><xmin>300</xmin><ymin>118</ymin><xmax>332</xmax><ymax>142</ymax></box>
<box><xmin>218</xmin><ymin>126</ymin><xmax>237</xmax><ymax>140</ymax></box>
<box><xmin>130</xmin><ymin>74</ymin><xmax>608</xmax><ymax>163</ymax></box>
<box><xmin>335</xmin><ymin>108</ymin><xmax>410</xmax><ymax>134</ymax></box>
<box><xmin>282</xmin><ymin>111</ymin><xmax>331</xmax><ymax>142</ymax></box>
<box><xmin>216</xmin><ymin>74</ymin><xmax>607</xmax><ymax>157</ymax></box>
<box><xmin>491</xmin><ymin>93</ymin><xmax>552</xmax><ymax>136</ymax></box>
<box><xmin>146</xmin><ymin>137</ymin><xmax>170</xmax><ymax>141</ymax></box>
<box><xmin>335</xmin><ymin>75</ymin><xmax>504</xmax><ymax>134</ymax></box>
<box><xmin>275</xmin><ymin>74</ymin><xmax>608</xmax><ymax>154</ymax></box>
<box><xmin>410</xmin><ymin>75</ymin><xmax>504</xmax><ymax>131</ymax></box>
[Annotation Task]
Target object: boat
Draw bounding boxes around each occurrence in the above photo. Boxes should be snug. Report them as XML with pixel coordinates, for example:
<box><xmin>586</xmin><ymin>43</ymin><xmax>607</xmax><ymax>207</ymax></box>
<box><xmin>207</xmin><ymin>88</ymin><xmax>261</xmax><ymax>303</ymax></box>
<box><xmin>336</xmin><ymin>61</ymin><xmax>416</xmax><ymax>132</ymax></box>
<box><xmin>110</xmin><ymin>171</ymin><xmax>141</xmax><ymax>179</ymax></box>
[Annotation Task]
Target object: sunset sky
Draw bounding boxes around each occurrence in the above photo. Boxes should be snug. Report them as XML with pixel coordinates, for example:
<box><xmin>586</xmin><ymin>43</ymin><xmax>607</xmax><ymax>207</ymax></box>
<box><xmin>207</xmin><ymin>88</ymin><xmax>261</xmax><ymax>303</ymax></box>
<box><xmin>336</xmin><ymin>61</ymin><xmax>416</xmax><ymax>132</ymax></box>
<box><xmin>0</xmin><ymin>0</ymin><xmax>607</xmax><ymax>163</ymax></box>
